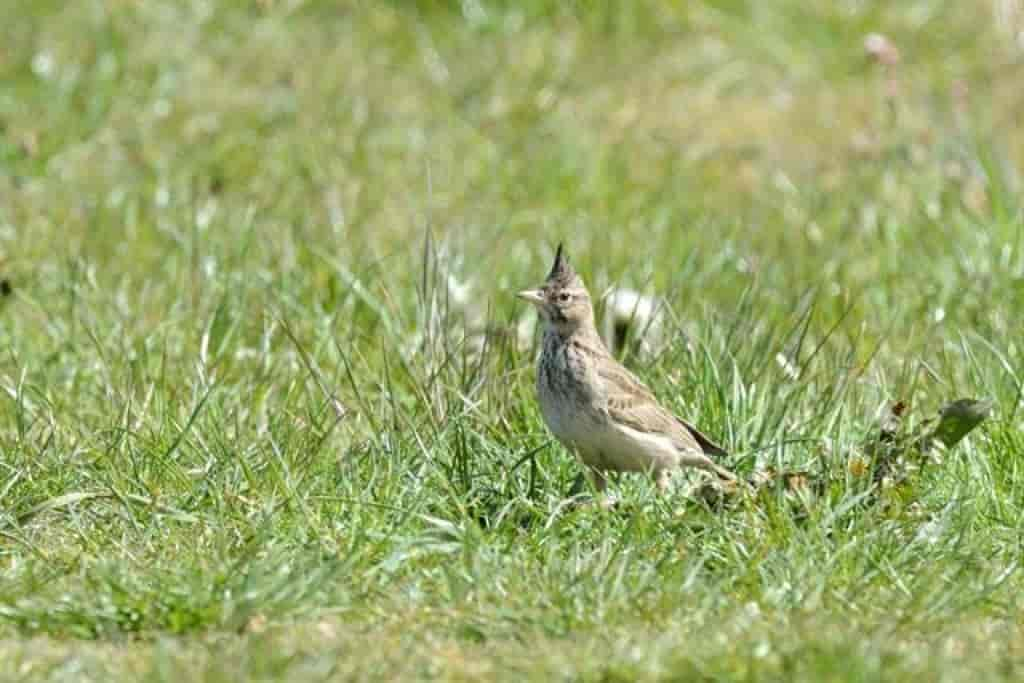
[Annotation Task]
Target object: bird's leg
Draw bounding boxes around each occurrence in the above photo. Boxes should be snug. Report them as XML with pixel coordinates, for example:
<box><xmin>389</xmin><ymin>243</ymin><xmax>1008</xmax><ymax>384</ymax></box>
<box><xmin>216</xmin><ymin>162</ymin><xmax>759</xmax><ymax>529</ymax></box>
<box><xmin>587</xmin><ymin>469</ymin><xmax>619</xmax><ymax>509</ymax></box>
<box><xmin>655</xmin><ymin>468</ymin><xmax>673</xmax><ymax>494</ymax></box>
<box><xmin>566</xmin><ymin>468</ymin><xmax>615</xmax><ymax>509</ymax></box>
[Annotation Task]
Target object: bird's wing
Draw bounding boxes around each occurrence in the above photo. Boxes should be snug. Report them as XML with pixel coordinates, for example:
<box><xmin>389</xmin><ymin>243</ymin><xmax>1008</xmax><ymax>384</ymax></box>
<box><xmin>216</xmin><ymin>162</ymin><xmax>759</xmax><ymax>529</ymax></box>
<box><xmin>597</xmin><ymin>359</ymin><xmax>726</xmax><ymax>457</ymax></box>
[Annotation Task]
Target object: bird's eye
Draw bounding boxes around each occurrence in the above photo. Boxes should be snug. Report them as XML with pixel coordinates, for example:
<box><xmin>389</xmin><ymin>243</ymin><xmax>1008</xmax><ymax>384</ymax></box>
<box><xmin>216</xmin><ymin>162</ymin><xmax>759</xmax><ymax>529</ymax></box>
<box><xmin>557</xmin><ymin>292</ymin><xmax>572</xmax><ymax>303</ymax></box>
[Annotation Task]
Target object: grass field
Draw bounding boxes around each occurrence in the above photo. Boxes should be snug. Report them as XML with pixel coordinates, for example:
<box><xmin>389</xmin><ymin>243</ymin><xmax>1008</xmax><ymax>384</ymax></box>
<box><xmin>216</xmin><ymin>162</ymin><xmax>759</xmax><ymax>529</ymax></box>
<box><xmin>2</xmin><ymin>1</ymin><xmax>1024</xmax><ymax>680</ymax></box>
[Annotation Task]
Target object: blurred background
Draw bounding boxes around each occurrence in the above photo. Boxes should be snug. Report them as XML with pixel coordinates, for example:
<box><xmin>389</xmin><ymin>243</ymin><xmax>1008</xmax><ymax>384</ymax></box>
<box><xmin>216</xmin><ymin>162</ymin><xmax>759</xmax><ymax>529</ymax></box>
<box><xmin>2</xmin><ymin>1</ymin><xmax>1021</xmax><ymax>331</ymax></box>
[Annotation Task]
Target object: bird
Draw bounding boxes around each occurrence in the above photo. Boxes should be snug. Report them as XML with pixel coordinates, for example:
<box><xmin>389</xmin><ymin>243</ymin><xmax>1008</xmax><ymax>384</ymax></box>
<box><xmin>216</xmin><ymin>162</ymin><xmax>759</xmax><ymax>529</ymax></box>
<box><xmin>517</xmin><ymin>244</ymin><xmax>735</xmax><ymax>504</ymax></box>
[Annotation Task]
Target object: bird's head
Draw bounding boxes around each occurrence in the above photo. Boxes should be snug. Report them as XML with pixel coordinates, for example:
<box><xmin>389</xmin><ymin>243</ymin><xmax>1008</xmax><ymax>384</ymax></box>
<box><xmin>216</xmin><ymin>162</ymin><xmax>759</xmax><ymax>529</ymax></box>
<box><xmin>517</xmin><ymin>244</ymin><xmax>595</xmax><ymax>335</ymax></box>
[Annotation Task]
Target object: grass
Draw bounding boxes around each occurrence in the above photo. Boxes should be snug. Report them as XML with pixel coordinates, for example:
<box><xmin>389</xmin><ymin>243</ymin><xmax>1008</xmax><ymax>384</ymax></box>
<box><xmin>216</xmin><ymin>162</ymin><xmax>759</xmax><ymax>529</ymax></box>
<box><xmin>1</xmin><ymin>0</ymin><xmax>1023</xmax><ymax>679</ymax></box>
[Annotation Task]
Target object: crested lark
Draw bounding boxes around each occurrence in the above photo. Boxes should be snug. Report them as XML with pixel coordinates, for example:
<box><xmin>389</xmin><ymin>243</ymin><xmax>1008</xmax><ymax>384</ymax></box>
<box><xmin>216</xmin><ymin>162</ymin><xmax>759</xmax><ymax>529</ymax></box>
<box><xmin>518</xmin><ymin>245</ymin><xmax>735</xmax><ymax>501</ymax></box>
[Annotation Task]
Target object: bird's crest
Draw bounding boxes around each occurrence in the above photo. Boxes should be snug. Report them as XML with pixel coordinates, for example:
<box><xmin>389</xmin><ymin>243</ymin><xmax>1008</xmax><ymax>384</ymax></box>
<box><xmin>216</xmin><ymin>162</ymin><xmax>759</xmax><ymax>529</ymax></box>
<box><xmin>546</xmin><ymin>243</ymin><xmax>579</xmax><ymax>287</ymax></box>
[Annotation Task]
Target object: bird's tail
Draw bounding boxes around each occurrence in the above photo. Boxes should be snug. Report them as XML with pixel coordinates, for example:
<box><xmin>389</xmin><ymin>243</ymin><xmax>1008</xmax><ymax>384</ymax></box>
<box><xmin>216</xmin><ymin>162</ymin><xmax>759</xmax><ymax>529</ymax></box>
<box><xmin>678</xmin><ymin>418</ymin><xmax>729</xmax><ymax>458</ymax></box>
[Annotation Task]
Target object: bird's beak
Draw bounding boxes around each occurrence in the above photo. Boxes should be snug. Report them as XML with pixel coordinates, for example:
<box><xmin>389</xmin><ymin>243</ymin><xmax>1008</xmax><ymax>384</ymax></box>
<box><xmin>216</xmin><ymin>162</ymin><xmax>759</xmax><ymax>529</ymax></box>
<box><xmin>516</xmin><ymin>289</ymin><xmax>544</xmax><ymax>306</ymax></box>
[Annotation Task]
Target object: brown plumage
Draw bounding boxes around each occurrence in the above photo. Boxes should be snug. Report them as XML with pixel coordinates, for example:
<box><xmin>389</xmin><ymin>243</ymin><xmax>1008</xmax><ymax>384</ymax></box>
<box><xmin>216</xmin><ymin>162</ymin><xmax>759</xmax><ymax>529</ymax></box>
<box><xmin>518</xmin><ymin>244</ymin><xmax>734</xmax><ymax>501</ymax></box>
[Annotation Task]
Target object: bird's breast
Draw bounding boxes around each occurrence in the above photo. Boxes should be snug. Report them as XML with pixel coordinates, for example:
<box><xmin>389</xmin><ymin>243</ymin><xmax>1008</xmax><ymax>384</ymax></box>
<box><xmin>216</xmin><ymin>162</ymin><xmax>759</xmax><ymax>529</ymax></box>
<box><xmin>536</xmin><ymin>337</ymin><xmax>605</xmax><ymax>445</ymax></box>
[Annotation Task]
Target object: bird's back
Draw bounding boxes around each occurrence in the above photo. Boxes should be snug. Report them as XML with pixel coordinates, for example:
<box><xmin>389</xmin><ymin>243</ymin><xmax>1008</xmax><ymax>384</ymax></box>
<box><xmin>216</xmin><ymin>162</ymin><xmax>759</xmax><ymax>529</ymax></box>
<box><xmin>537</xmin><ymin>328</ymin><xmax>722</xmax><ymax>467</ymax></box>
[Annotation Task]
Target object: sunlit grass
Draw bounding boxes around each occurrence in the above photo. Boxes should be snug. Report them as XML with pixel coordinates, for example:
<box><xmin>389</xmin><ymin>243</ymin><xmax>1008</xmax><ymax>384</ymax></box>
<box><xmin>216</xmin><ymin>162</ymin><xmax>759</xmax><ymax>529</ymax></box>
<box><xmin>1</xmin><ymin>1</ymin><xmax>1023</xmax><ymax>680</ymax></box>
